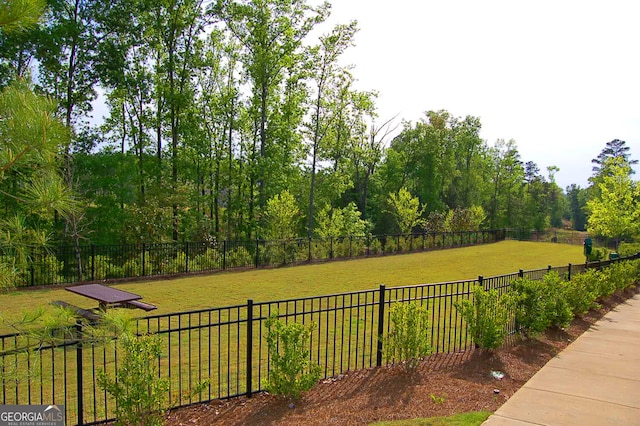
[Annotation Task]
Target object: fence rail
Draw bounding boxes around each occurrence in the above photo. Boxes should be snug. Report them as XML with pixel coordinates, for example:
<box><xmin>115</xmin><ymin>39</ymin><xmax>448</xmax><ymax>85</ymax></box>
<box><xmin>1</xmin><ymin>254</ymin><xmax>637</xmax><ymax>425</ymax></box>
<box><xmin>6</xmin><ymin>230</ymin><xmax>506</xmax><ymax>288</ymax></box>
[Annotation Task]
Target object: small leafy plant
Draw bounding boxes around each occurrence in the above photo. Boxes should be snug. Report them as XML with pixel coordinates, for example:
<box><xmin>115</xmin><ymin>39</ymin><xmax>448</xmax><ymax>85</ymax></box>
<box><xmin>454</xmin><ymin>285</ymin><xmax>515</xmax><ymax>350</ymax></box>
<box><xmin>264</xmin><ymin>315</ymin><xmax>321</xmax><ymax>399</ymax></box>
<box><xmin>384</xmin><ymin>301</ymin><xmax>432</xmax><ymax>370</ymax></box>
<box><xmin>430</xmin><ymin>393</ymin><xmax>446</xmax><ymax>404</ymax></box>
<box><xmin>98</xmin><ymin>332</ymin><xmax>169</xmax><ymax>426</ymax></box>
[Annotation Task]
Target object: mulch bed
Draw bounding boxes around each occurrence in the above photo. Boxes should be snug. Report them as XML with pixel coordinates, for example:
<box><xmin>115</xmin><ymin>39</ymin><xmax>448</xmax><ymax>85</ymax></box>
<box><xmin>164</xmin><ymin>287</ymin><xmax>637</xmax><ymax>425</ymax></box>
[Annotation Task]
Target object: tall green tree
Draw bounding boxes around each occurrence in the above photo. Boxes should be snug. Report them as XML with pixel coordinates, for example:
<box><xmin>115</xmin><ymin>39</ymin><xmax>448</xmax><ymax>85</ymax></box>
<box><xmin>305</xmin><ymin>21</ymin><xmax>357</xmax><ymax>237</ymax></box>
<box><xmin>586</xmin><ymin>158</ymin><xmax>639</xmax><ymax>247</ymax></box>
<box><xmin>0</xmin><ymin>1</ymin><xmax>77</xmax><ymax>288</ymax></box>
<box><xmin>591</xmin><ymin>139</ymin><xmax>637</xmax><ymax>178</ymax></box>
<box><xmin>387</xmin><ymin>187</ymin><xmax>425</xmax><ymax>235</ymax></box>
<box><xmin>262</xmin><ymin>190</ymin><xmax>300</xmax><ymax>240</ymax></box>
<box><xmin>486</xmin><ymin>139</ymin><xmax>524</xmax><ymax>229</ymax></box>
<box><xmin>215</xmin><ymin>0</ymin><xmax>330</xmax><ymax>218</ymax></box>
<box><xmin>566</xmin><ymin>184</ymin><xmax>587</xmax><ymax>230</ymax></box>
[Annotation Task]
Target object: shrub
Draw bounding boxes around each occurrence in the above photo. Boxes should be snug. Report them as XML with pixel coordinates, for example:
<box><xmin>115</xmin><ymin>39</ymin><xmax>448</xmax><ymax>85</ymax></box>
<box><xmin>264</xmin><ymin>315</ymin><xmax>321</xmax><ymax>399</ymax></box>
<box><xmin>594</xmin><ymin>265</ymin><xmax>617</xmax><ymax>299</ymax></box>
<box><xmin>605</xmin><ymin>260</ymin><xmax>638</xmax><ymax>292</ymax></box>
<box><xmin>542</xmin><ymin>272</ymin><xmax>573</xmax><ymax>329</ymax></box>
<box><xmin>587</xmin><ymin>247</ymin><xmax>607</xmax><ymax>262</ymax></box>
<box><xmin>98</xmin><ymin>333</ymin><xmax>169</xmax><ymax>426</ymax></box>
<box><xmin>454</xmin><ymin>285</ymin><xmax>515</xmax><ymax>350</ymax></box>
<box><xmin>311</xmin><ymin>239</ymin><xmax>331</xmax><ymax>260</ymax></box>
<box><xmin>367</xmin><ymin>237</ymin><xmax>383</xmax><ymax>255</ymax></box>
<box><xmin>333</xmin><ymin>238</ymin><xmax>352</xmax><ymax>258</ymax></box>
<box><xmin>191</xmin><ymin>248</ymin><xmax>222</xmax><ymax>271</ymax></box>
<box><xmin>384</xmin><ymin>302</ymin><xmax>432</xmax><ymax>370</ymax></box>
<box><xmin>165</xmin><ymin>251</ymin><xmax>187</xmax><ymax>274</ymax></box>
<box><xmin>512</xmin><ymin>277</ymin><xmax>551</xmax><ymax>337</ymax></box>
<box><xmin>384</xmin><ymin>237</ymin><xmax>398</xmax><ymax>254</ymax></box>
<box><xmin>226</xmin><ymin>247</ymin><xmax>253</xmax><ymax>268</ymax></box>
<box><xmin>92</xmin><ymin>255</ymin><xmax>125</xmax><ymax>280</ymax></box>
<box><xmin>565</xmin><ymin>270</ymin><xmax>600</xmax><ymax>316</ymax></box>
<box><xmin>121</xmin><ymin>257</ymin><xmax>139</xmax><ymax>277</ymax></box>
<box><xmin>30</xmin><ymin>255</ymin><xmax>64</xmax><ymax>285</ymax></box>
<box><xmin>618</xmin><ymin>242</ymin><xmax>640</xmax><ymax>257</ymax></box>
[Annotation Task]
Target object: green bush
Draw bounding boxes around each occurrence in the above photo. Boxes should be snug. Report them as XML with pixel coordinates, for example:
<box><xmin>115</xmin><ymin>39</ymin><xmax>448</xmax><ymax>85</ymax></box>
<box><xmin>542</xmin><ymin>272</ymin><xmax>573</xmax><ymax>329</ymax></box>
<box><xmin>594</xmin><ymin>266</ymin><xmax>617</xmax><ymax>299</ymax></box>
<box><xmin>384</xmin><ymin>302</ymin><xmax>432</xmax><ymax>370</ymax></box>
<box><xmin>606</xmin><ymin>260</ymin><xmax>638</xmax><ymax>292</ymax></box>
<box><xmin>264</xmin><ymin>315</ymin><xmax>321</xmax><ymax>399</ymax></box>
<box><xmin>191</xmin><ymin>248</ymin><xmax>222</xmax><ymax>271</ymax></box>
<box><xmin>92</xmin><ymin>255</ymin><xmax>126</xmax><ymax>279</ymax></box>
<box><xmin>618</xmin><ymin>242</ymin><xmax>640</xmax><ymax>257</ymax></box>
<box><xmin>368</xmin><ymin>237</ymin><xmax>383</xmax><ymax>255</ymax></box>
<box><xmin>333</xmin><ymin>238</ymin><xmax>352</xmax><ymax>258</ymax></box>
<box><xmin>587</xmin><ymin>247</ymin><xmax>607</xmax><ymax>262</ymax></box>
<box><xmin>30</xmin><ymin>255</ymin><xmax>64</xmax><ymax>285</ymax></box>
<box><xmin>512</xmin><ymin>277</ymin><xmax>551</xmax><ymax>337</ymax></box>
<box><xmin>565</xmin><ymin>270</ymin><xmax>600</xmax><ymax>316</ymax></box>
<box><xmin>165</xmin><ymin>252</ymin><xmax>187</xmax><ymax>274</ymax></box>
<box><xmin>454</xmin><ymin>285</ymin><xmax>515</xmax><ymax>350</ymax></box>
<box><xmin>121</xmin><ymin>257</ymin><xmax>139</xmax><ymax>276</ymax></box>
<box><xmin>226</xmin><ymin>247</ymin><xmax>253</xmax><ymax>268</ymax></box>
<box><xmin>384</xmin><ymin>237</ymin><xmax>398</xmax><ymax>254</ymax></box>
<box><xmin>98</xmin><ymin>333</ymin><xmax>169</xmax><ymax>426</ymax></box>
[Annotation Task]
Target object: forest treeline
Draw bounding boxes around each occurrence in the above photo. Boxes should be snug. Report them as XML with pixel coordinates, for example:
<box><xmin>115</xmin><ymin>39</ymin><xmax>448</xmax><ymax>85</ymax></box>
<box><xmin>0</xmin><ymin>0</ymin><xmax>637</xmax><ymax>249</ymax></box>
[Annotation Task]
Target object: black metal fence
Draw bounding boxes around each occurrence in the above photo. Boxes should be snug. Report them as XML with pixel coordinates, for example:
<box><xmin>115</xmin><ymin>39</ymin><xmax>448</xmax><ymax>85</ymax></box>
<box><xmin>1</xmin><ymin>254</ymin><xmax>635</xmax><ymax>425</ymax></box>
<box><xmin>504</xmin><ymin>228</ymin><xmax>623</xmax><ymax>249</ymax></box>
<box><xmin>9</xmin><ymin>230</ymin><xmax>506</xmax><ymax>287</ymax></box>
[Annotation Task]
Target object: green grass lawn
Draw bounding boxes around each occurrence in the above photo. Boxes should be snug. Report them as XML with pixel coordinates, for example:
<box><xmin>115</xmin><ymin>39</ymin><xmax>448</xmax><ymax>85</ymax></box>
<box><xmin>370</xmin><ymin>411</ymin><xmax>492</xmax><ymax>425</ymax></box>
<box><xmin>0</xmin><ymin>241</ymin><xmax>586</xmax><ymax>424</ymax></box>
<box><xmin>0</xmin><ymin>241</ymin><xmax>585</xmax><ymax>327</ymax></box>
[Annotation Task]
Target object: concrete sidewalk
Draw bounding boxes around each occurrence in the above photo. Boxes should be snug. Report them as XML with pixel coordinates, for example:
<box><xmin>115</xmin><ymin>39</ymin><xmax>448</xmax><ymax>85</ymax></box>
<box><xmin>483</xmin><ymin>293</ymin><xmax>640</xmax><ymax>425</ymax></box>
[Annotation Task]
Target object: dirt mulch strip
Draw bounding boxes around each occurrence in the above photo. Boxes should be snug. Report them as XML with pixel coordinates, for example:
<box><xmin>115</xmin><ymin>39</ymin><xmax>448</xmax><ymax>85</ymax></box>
<box><xmin>165</xmin><ymin>287</ymin><xmax>638</xmax><ymax>425</ymax></box>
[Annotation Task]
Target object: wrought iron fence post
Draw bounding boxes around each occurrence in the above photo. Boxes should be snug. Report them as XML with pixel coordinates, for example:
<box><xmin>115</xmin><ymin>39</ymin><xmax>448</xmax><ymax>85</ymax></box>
<box><xmin>479</xmin><ymin>275</ymin><xmax>485</xmax><ymax>290</ymax></box>
<box><xmin>142</xmin><ymin>243</ymin><xmax>146</xmax><ymax>276</ymax></box>
<box><xmin>519</xmin><ymin>269</ymin><xmax>524</xmax><ymax>278</ymax></box>
<box><xmin>255</xmin><ymin>240</ymin><xmax>260</xmax><ymax>268</ymax></box>
<box><xmin>222</xmin><ymin>240</ymin><xmax>227</xmax><ymax>270</ymax></box>
<box><xmin>90</xmin><ymin>245</ymin><xmax>95</xmax><ymax>281</ymax></box>
<box><xmin>376</xmin><ymin>285</ymin><xmax>386</xmax><ymax>367</ymax></box>
<box><xmin>568</xmin><ymin>263</ymin><xmax>572</xmax><ymax>280</ymax></box>
<box><xmin>366</xmin><ymin>234</ymin><xmax>370</xmax><ymax>256</ymax></box>
<box><xmin>246</xmin><ymin>299</ymin><xmax>253</xmax><ymax>398</ymax></box>
<box><xmin>76</xmin><ymin>320</ymin><xmax>84</xmax><ymax>426</ymax></box>
<box><xmin>330</xmin><ymin>237</ymin><xmax>334</xmax><ymax>259</ymax></box>
<box><xmin>30</xmin><ymin>248</ymin><xmax>35</xmax><ymax>286</ymax></box>
<box><xmin>282</xmin><ymin>240</ymin><xmax>286</xmax><ymax>265</ymax></box>
<box><xmin>185</xmin><ymin>242</ymin><xmax>189</xmax><ymax>273</ymax></box>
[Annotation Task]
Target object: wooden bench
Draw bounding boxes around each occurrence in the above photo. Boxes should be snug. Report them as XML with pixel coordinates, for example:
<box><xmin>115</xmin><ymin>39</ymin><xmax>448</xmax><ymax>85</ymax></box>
<box><xmin>51</xmin><ymin>300</ymin><xmax>102</xmax><ymax>322</ymax></box>
<box><xmin>125</xmin><ymin>300</ymin><xmax>157</xmax><ymax>311</ymax></box>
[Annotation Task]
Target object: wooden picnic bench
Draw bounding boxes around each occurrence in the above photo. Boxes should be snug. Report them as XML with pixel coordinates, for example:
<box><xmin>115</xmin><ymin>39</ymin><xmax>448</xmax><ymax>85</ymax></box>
<box><xmin>125</xmin><ymin>300</ymin><xmax>157</xmax><ymax>311</ymax></box>
<box><xmin>63</xmin><ymin>283</ymin><xmax>157</xmax><ymax>313</ymax></box>
<box><xmin>51</xmin><ymin>300</ymin><xmax>102</xmax><ymax>322</ymax></box>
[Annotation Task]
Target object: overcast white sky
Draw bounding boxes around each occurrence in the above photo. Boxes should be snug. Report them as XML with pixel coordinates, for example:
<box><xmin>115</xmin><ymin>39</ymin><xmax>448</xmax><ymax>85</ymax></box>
<box><xmin>318</xmin><ymin>0</ymin><xmax>640</xmax><ymax>190</ymax></box>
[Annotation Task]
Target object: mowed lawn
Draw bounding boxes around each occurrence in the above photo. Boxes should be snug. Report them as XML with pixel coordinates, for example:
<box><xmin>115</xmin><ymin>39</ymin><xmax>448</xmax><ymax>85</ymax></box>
<box><xmin>0</xmin><ymin>241</ymin><xmax>585</xmax><ymax>327</ymax></box>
